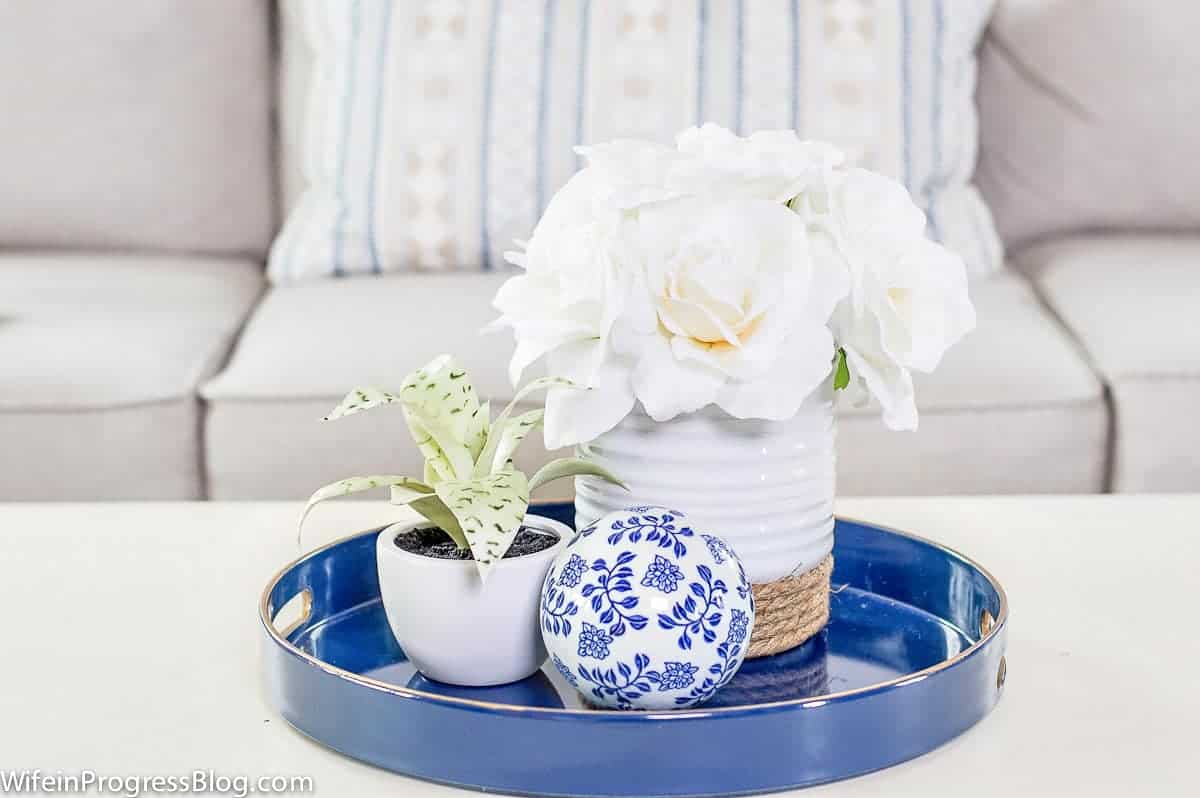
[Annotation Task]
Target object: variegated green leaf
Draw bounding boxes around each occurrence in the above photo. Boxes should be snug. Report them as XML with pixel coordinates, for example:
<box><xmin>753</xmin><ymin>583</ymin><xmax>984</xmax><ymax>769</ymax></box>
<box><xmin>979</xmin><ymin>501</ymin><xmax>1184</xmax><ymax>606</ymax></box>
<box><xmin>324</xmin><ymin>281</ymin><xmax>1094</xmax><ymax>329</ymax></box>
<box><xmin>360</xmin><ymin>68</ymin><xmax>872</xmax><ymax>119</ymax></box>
<box><xmin>297</xmin><ymin>475</ymin><xmax>432</xmax><ymax>547</ymax></box>
<box><xmin>398</xmin><ymin>355</ymin><xmax>484</xmax><ymax>481</ymax></box>
<box><xmin>478</xmin><ymin>408</ymin><xmax>544</xmax><ymax>476</ymax></box>
<box><xmin>434</xmin><ymin>471</ymin><xmax>530</xmax><ymax>580</ymax></box>
<box><xmin>495</xmin><ymin>376</ymin><xmax>576</xmax><ymax>427</ymax></box>
<box><xmin>467</xmin><ymin>401</ymin><xmax>490</xmax><ymax>461</ymax></box>
<box><xmin>475</xmin><ymin>376</ymin><xmax>575</xmax><ymax>477</ymax></box>
<box><xmin>402</xmin><ymin>409</ymin><xmax>471</xmax><ymax>483</ymax></box>
<box><xmin>528</xmin><ymin>457</ymin><xmax>628</xmax><ymax>494</ymax></box>
<box><xmin>406</xmin><ymin>494</ymin><xmax>469</xmax><ymax>550</ymax></box>
<box><xmin>322</xmin><ymin>387</ymin><xmax>403</xmax><ymax>421</ymax></box>
<box><xmin>391</xmin><ymin>483</ymin><xmax>433</xmax><ymax>504</ymax></box>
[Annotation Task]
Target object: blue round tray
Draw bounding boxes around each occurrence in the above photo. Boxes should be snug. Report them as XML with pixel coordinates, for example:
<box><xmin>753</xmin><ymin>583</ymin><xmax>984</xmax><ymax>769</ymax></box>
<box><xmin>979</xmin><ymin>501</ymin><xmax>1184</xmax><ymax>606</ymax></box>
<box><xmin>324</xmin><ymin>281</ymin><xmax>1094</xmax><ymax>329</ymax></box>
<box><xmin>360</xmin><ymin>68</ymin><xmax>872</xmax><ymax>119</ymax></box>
<box><xmin>261</xmin><ymin>502</ymin><xmax>1008</xmax><ymax>796</ymax></box>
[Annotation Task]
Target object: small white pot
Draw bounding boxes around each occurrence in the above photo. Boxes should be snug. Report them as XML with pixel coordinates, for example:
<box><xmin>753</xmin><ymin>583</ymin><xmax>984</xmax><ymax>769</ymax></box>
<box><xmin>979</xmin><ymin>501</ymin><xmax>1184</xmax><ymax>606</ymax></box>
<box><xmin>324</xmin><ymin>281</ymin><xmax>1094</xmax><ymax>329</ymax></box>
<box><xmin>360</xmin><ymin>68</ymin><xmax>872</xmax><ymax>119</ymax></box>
<box><xmin>376</xmin><ymin>514</ymin><xmax>570</xmax><ymax>687</ymax></box>
<box><xmin>575</xmin><ymin>382</ymin><xmax>835</xmax><ymax>584</ymax></box>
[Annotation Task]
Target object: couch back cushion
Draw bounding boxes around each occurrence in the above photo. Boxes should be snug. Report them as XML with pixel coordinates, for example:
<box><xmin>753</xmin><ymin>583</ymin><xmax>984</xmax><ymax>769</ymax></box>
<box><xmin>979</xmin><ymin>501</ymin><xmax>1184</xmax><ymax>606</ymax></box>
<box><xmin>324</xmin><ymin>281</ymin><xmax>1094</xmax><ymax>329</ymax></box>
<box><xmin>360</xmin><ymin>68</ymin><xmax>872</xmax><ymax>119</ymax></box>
<box><xmin>271</xmin><ymin>0</ymin><xmax>1002</xmax><ymax>282</ymax></box>
<box><xmin>0</xmin><ymin>0</ymin><xmax>275</xmax><ymax>257</ymax></box>
<box><xmin>975</xmin><ymin>0</ymin><xmax>1200</xmax><ymax>251</ymax></box>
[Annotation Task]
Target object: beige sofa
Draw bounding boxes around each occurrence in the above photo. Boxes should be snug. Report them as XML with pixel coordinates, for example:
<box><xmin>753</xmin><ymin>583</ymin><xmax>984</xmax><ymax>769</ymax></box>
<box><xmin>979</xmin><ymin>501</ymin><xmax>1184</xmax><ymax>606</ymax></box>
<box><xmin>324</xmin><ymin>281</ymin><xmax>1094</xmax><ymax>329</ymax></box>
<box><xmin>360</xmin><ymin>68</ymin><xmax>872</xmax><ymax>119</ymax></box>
<box><xmin>2</xmin><ymin>1</ymin><xmax>1196</xmax><ymax>500</ymax></box>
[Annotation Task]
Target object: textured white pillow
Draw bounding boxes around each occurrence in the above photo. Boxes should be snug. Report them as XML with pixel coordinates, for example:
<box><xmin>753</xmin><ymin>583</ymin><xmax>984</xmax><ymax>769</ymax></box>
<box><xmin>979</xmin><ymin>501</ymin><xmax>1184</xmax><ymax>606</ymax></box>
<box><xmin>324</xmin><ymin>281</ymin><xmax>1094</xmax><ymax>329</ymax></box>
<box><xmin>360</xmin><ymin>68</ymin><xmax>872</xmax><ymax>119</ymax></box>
<box><xmin>272</xmin><ymin>0</ymin><xmax>1001</xmax><ymax>281</ymax></box>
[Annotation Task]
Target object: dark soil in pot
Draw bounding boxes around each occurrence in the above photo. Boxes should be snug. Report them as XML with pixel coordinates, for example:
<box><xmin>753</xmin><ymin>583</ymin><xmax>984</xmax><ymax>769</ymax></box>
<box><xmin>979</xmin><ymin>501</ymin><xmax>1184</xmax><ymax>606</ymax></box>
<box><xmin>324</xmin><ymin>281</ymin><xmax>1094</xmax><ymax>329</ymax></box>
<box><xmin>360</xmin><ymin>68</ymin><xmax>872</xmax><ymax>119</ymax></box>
<box><xmin>393</xmin><ymin>526</ymin><xmax>559</xmax><ymax>560</ymax></box>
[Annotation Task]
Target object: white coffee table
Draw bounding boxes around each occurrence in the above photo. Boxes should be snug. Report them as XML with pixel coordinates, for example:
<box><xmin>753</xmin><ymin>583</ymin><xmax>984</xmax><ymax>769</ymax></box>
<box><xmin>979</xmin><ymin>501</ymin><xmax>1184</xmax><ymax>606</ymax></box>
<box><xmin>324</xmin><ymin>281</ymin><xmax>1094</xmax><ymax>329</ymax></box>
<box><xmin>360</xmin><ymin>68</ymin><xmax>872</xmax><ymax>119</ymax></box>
<box><xmin>1</xmin><ymin>496</ymin><xmax>1195</xmax><ymax>796</ymax></box>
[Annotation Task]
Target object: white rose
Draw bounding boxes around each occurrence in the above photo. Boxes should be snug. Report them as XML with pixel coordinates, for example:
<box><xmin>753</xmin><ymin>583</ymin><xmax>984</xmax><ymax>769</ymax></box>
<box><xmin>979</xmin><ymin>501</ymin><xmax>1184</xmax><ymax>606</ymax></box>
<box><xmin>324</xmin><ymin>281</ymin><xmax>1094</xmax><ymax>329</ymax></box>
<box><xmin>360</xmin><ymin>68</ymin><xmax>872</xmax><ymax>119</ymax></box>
<box><xmin>821</xmin><ymin>169</ymin><xmax>976</xmax><ymax>430</ymax></box>
<box><xmin>574</xmin><ymin>138</ymin><xmax>685</xmax><ymax>210</ymax></box>
<box><xmin>672</xmin><ymin>123</ymin><xmax>845</xmax><ymax>203</ymax></box>
<box><xmin>491</xmin><ymin>169</ymin><xmax>641</xmax><ymax>446</ymax></box>
<box><xmin>578</xmin><ymin>124</ymin><xmax>844</xmax><ymax>209</ymax></box>
<box><xmin>622</xmin><ymin>196</ymin><xmax>848</xmax><ymax>423</ymax></box>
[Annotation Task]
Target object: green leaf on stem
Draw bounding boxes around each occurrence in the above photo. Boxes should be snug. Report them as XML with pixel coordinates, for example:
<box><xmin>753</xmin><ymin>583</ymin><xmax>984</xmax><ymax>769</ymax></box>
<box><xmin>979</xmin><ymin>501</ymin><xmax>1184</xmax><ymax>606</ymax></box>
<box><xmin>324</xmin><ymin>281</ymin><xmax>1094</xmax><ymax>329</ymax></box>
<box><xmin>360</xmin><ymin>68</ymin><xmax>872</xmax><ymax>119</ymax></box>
<box><xmin>833</xmin><ymin>347</ymin><xmax>850</xmax><ymax>391</ymax></box>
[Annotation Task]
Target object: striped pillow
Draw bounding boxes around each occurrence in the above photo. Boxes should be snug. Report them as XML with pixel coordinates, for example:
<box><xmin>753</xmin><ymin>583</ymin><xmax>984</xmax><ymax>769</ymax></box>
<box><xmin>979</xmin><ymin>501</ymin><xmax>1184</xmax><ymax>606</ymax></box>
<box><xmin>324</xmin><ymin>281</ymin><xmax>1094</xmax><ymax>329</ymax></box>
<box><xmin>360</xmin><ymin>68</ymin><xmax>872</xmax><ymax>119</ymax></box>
<box><xmin>272</xmin><ymin>0</ymin><xmax>1001</xmax><ymax>281</ymax></box>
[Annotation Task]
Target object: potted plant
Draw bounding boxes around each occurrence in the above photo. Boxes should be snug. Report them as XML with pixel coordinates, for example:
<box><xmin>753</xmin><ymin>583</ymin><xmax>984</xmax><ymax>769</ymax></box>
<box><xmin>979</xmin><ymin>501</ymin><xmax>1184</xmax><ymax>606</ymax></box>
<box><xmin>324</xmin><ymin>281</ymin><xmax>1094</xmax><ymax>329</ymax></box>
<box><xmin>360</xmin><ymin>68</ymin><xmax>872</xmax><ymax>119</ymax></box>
<box><xmin>298</xmin><ymin>354</ymin><xmax>625</xmax><ymax>686</ymax></box>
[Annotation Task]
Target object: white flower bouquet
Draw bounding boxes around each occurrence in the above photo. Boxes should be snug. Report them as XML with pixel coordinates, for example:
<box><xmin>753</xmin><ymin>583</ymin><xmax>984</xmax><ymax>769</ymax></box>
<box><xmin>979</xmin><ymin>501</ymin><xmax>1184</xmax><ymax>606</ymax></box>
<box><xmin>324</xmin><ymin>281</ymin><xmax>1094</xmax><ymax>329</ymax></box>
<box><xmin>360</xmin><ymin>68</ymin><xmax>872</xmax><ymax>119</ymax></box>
<box><xmin>491</xmin><ymin>124</ymin><xmax>975</xmax><ymax>656</ymax></box>
<box><xmin>491</xmin><ymin>124</ymin><xmax>975</xmax><ymax>447</ymax></box>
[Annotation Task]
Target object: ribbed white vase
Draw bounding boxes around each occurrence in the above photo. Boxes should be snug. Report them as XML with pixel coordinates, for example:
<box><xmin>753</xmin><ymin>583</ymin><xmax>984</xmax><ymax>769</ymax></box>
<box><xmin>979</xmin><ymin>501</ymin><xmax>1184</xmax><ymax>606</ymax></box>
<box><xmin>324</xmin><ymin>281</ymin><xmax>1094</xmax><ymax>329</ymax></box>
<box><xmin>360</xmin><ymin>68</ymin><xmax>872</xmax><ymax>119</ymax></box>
<box><xmin>574</xmin><ymin>382</ymin><xmax>835</xmax><ymax>585</ymax></box>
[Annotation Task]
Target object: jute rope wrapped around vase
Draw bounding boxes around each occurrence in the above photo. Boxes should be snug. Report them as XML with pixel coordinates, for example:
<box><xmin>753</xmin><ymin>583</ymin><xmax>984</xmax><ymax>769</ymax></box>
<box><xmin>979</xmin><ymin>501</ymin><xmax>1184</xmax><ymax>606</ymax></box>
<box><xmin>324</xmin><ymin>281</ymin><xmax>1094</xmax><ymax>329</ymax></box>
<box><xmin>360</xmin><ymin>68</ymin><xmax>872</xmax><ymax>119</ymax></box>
<box><xmin>746</xmin><ymin>555</ymin><xmax>833</xmax><ymax>659</ymax></box>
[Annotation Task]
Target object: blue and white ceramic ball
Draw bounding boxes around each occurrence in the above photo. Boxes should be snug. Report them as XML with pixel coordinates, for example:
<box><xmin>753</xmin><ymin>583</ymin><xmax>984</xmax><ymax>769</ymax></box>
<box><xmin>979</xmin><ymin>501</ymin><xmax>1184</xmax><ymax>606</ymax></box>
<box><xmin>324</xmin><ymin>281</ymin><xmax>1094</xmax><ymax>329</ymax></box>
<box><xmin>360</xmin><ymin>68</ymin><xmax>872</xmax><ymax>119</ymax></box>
<box><xmin>540</xmin><ymin>506</ymin><xmax>755</xmax><ymax>710</ymax></box>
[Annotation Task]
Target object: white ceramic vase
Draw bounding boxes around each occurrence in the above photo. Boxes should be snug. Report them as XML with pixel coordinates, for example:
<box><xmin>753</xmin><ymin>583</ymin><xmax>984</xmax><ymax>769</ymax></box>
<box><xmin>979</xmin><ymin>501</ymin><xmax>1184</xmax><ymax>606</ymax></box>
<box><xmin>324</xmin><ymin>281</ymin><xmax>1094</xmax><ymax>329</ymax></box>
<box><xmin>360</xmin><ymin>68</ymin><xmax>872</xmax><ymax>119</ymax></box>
<box><xmin>376</xmin><ymin>514</ymin><xmax>570</xmax><ymax>686</ymax></box>
<box><xmin>574</xmin><ymin>382</ymin><xmax>835</xmax><ymax>585</ymax></box>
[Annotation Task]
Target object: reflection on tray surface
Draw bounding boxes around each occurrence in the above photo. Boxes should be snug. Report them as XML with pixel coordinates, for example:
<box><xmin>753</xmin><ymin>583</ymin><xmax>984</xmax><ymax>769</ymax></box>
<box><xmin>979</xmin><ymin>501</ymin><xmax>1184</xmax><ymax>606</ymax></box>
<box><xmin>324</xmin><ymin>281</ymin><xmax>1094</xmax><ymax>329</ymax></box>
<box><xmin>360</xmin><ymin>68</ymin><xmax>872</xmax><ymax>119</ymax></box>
<box><xmin>294</xmin><ymin>584</ymin><xmax>972</xmax><ymax>710</ymax></box>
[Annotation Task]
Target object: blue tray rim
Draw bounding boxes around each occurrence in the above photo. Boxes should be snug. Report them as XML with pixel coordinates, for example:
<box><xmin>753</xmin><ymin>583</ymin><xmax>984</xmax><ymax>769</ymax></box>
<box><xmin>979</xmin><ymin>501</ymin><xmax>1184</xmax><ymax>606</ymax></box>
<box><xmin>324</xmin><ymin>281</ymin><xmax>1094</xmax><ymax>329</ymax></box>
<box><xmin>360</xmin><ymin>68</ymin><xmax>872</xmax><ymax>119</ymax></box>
<box><xmin>260</xmin><ymin>511</ymin><xmax>1008</xmax><ymax>719</ymax></box>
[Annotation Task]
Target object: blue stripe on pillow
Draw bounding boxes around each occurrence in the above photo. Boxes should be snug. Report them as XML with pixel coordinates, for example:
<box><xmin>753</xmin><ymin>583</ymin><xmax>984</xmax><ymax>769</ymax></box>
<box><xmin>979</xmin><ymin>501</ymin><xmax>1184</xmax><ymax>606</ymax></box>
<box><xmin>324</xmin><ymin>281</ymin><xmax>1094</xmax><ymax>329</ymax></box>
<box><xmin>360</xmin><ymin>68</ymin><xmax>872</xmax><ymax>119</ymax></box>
<box><xmin>365</xmin><ymin>0</ymin><xmax>392</xmax><ymax>274</ymax></box>
<box><xmin>927</xmin><ymin>0</ymin><xmax>945</xmax><ymax>243</ymax></box>
<box><xmin>696</xmin><ymin>0</ymin><xmax>708</xmax><ymax>124</ymax></box>
<box><xmin>575</xmin><ymin>0</ymin><xmax>591</xmax><ymax>166</ymax></box>
<box><xmin>733</xmin><ymin>0</ymin><xmax>745</xmax><ymax>135</ymax></box>
<box><xmin>480</xmin><ymin>0</ymin><xmax>501</xmax><ymax>272</ymax></box>
<box><xmin>899</xmin><ymin>0</ymin><xmax>912</xmax><ymax>195</ymax></box>
<box><xmin>331</xmin><ymin>0</ymin><xmax>364</xmax><ymax>278</ymax></box>
<box><xmin>536</xmin><ymin>0</ymin><xmax>558</xmax><ymax>213</ymax></box>
<box><xmin>789</xmin><ymin>0</ymin><xmax>801</xmax><ymax>130</ymax></box>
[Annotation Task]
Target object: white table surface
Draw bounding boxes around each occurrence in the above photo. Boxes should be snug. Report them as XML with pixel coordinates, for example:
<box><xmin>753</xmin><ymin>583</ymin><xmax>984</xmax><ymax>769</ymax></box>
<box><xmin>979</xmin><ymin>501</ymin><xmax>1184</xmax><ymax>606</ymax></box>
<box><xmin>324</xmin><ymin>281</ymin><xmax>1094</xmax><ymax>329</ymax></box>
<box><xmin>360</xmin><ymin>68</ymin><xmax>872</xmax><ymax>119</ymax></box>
<box><xmin>1</xmin><ymin>496</ymin><xmax>1197</xmax><ymax>796</ymax></box>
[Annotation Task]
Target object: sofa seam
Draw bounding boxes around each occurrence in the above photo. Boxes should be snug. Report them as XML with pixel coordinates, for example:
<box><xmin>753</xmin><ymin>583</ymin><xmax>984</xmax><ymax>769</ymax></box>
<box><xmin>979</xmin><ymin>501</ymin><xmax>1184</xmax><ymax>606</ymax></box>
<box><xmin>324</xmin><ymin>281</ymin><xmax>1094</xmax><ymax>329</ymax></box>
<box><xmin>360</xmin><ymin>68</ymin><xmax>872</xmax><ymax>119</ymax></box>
<box><xmin>0</xmin><ymin>395</ymin><xmax>196</xmax><ymax>414</ymax></box>
<box><xmin>203</xmin><ymin>392</ymin><xmax>1104</xmax><ymax>416</ymax></box>
<box><xmin>195</xmin><ymin>281</ymin><xmax>270</xmax><ymax>500</ymax></box>
<box><xmin>1014</xmin><ymin>266</ymin><xmax>1118</xmax><ymax>492</ymax></box>
<box><xmin>1107</xmin><ymin>372</ymin><xmax>1200</xmax><ymax>384</ymax></box>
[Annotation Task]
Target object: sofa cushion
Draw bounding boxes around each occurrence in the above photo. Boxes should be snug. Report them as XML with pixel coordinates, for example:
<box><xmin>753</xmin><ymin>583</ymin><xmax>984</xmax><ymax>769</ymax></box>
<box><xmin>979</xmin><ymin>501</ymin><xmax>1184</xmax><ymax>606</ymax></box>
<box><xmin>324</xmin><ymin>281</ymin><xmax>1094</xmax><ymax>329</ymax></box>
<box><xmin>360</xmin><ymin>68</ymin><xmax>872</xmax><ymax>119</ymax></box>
<box><xmin>975</xmin><ymin>1</ymin><xmax>1200</xmax><ymax>251</ymax></box>
<box><xmin>0</xmin><ymin>254</ymin><xmax>263</xmax><ymax>499</ymax></box>
<box><xmin>271</xmin><ymin>0</ymin><xmax>1002</xmax><ymax>281</ymax></box>
<box><xmin>0</xmin><ymin>0</ymin><xmax>275</xmax><ymax>256</ymax></box>
<box><xmin>203</xmin><ymin>270</ymin><xmax>1107</xmax><ymax>499</ymax></box>
<box><xmin>838</xmin><ymin>269</ymin><xmax>1107</xmax><ymax>495</ymax></box>
<box><xmin>201</xmin><ymin>273</ymin><xmax>544</xmax><ymax>499</ymax></box>
<box><xmin>1017</xmin><ymin>235</ymin><xmax>1200</xmax><ymax>492</ymax></box>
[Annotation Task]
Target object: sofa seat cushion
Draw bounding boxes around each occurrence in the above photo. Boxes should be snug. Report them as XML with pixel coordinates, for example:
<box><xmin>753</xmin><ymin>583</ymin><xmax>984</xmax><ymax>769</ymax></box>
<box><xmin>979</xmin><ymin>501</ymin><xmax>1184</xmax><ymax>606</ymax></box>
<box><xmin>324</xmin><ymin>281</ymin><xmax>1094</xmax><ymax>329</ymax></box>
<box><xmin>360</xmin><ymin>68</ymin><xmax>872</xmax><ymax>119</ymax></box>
<box><xmin>201</xmin><ymin>273</ymin><xmax>540</xmax><ymax>499</ymax></box>
<box><xmin>203</xmin><ymin>270</ymin><xmax>1106</xmax><ymax>499</ymax></box>
<box><xmin>838</xmin><ymin>269</ymin><xmax>1107</xmax><ymax>494</ymax></box>
<box><xmin>1017</xmin><ymin>235</ymin><xmax>1200</xmax><ymax>492</ymax></box>
<box><xmin>0</xmin><ymin>254</ymin><xmax>263</xmax><ymax>499</ymax></box>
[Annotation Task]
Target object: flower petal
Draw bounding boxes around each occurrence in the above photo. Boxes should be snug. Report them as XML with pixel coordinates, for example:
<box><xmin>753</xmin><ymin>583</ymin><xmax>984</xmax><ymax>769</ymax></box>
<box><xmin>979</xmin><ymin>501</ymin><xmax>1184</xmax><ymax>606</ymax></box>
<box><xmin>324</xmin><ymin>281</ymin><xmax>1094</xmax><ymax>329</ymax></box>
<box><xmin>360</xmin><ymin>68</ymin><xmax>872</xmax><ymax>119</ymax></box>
<box><xmin>843</xmin><ymin>337</ymin><xmax>918</xmax><ymax>431</ymax></box>
<box><xmin>543</xmin><ymin>356</ymin><xmax>636</xmax><ymax>449</ymax></box>
<box><xmin>632</xmin><ymin>334</ymin><xmax>725</xmax><ymax>421</ymax></box>
<box><xmin>716</xmin><ymin>322</ymin><xmax>835</xmax><ymax>419</ymax></box>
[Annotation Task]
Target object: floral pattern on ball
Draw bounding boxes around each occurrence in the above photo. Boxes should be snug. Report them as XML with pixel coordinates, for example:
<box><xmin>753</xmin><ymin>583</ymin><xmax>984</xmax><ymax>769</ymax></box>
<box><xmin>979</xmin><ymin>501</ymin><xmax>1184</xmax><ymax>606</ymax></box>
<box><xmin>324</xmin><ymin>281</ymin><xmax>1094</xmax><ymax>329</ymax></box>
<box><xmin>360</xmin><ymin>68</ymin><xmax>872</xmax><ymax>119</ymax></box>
<box><xmin>540</xmin><ymin>566</ymin><xmax>580</xmax><ymax>638</ymax></box>
<box><xmin>703</xmin><ymin>534</ymin><xmax>727</xmax><ymax>564</ymax></box>
<box><xmin>657</xmin><ymin>563</ymin><xmax>728</xmax><ymax>650</ymax></box>
<box><xmin>728</xmin><ymin>609</ymin><xmax>750</xmax><ymax>644</ymax></box>
<box><xmin>541</xmin><ymin>507</ymin><xmax>756</xmax><ymax>710</ymax></box>
<box><xmin>577</xmin><ymin>622</ymin><xmax>613</xmax><ymax>660</ymax></box>
<box><xmin>558</xmin><ymin>554</ymin><xmax>587</xmax><ymax>588</ymax></box>
<box><xmin>605</xmin><ymin>511</ymin><xmax>693</xmax><ymax>558</ymax></box>
<box><xmin>641</xmin><ymin>555</ymin><xmax>685</xmax><ymax>593</ymax></box>
<box><xmin>658</xmin><ymin>661</ymin><xmax>700</xmax><ymax>691</ymax></box>
<box><xmin>675</xmin><ymin>610</ymin><xmax>749</xmax><ymax>706</ymax></box>
<box><xmin>580</xmin><ymin>551</ymin><xmax>648</xmax><ymax>637</ymax></box>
